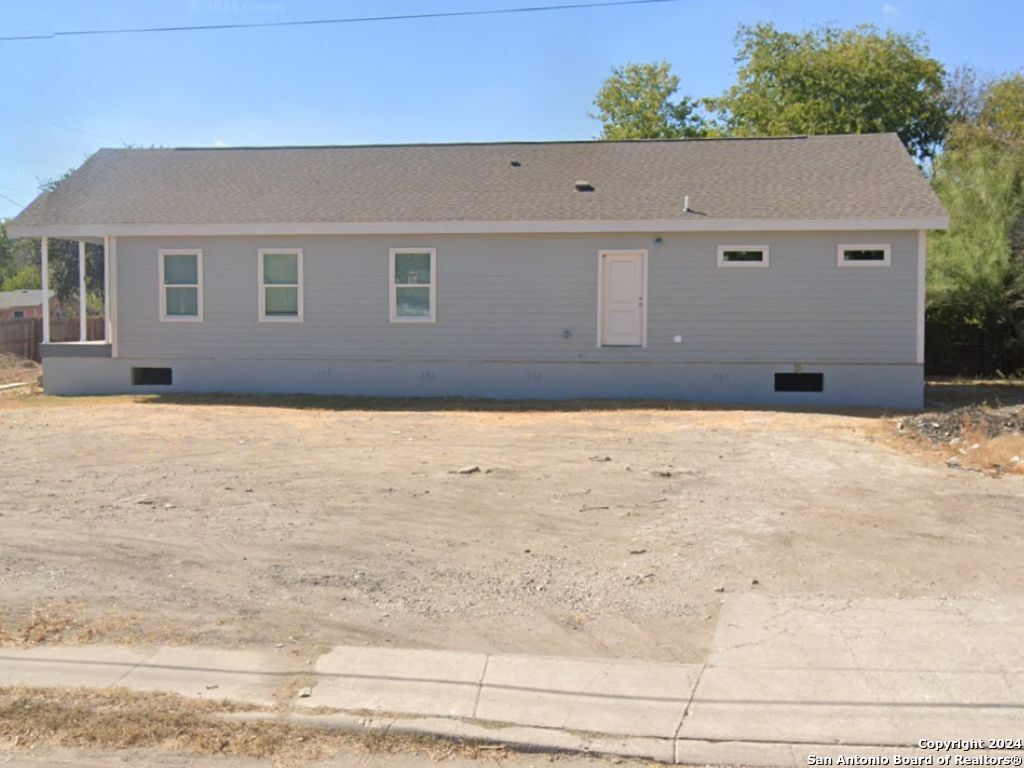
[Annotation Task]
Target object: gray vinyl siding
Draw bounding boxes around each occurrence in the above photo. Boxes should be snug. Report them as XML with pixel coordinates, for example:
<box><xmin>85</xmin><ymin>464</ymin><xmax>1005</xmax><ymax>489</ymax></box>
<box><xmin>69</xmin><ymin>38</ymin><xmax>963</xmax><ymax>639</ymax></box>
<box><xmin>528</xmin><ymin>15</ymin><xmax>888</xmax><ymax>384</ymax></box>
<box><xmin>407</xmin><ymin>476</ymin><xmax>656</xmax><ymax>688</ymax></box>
<box><xmin>114</xmin><ymin>231</ymin><xmax>919</xmax><ymax>364</ymax></box>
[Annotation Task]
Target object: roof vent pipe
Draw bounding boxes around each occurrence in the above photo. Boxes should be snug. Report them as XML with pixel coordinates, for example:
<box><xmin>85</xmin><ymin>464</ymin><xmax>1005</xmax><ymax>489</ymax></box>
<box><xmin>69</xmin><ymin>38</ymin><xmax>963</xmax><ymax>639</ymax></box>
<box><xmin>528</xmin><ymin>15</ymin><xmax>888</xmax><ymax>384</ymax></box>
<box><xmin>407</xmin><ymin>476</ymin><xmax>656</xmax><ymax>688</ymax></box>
<box><xmin>575</xmin><ymin>180</ymin><xmax>594</xmax><ymax>192</ymax></box>
<box><xmin>683</xmin><ymin>195</ymin><xmax>691</xmax><ymax>212</ymax></box>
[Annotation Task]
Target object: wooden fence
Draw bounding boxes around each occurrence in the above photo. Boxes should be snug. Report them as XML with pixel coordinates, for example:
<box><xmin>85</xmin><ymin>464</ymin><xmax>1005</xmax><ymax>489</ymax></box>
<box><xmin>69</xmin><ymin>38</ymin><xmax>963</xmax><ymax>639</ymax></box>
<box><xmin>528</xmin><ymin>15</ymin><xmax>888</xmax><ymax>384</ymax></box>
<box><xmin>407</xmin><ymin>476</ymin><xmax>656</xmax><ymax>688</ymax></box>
<box><xmin>0</xmin><ymin>317</ymin><xmax>106</xmax><ymax>362</ymax></box>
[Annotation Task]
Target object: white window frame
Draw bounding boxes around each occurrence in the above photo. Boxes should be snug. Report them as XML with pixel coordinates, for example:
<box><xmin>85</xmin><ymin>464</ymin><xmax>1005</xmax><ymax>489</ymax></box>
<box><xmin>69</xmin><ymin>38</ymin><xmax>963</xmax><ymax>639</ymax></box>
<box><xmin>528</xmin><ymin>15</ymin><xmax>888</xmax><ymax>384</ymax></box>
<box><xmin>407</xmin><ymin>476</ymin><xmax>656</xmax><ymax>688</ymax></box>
<box><xmin>389</xmin><ymin>247</ymin><xmax>437</xmax><ymax>323</ymax></box>
<box><xmin>258</xmin><ymin>248</ymin><xmax>304</xmax><ymax>322</ymax></box>
<box><xmin>158</xmin><ymin>248</ymin><xmax>203</xmax><ymax>322</ymax></box>
<box><xmin>837</xmin><ymin>244</ymin><xmax>891</xmax><ymax>267</ymax></box>
<box><xmin>717</xmin><ymin>245</ymin><xmax>770</xmax><ymax>268</ymax></box>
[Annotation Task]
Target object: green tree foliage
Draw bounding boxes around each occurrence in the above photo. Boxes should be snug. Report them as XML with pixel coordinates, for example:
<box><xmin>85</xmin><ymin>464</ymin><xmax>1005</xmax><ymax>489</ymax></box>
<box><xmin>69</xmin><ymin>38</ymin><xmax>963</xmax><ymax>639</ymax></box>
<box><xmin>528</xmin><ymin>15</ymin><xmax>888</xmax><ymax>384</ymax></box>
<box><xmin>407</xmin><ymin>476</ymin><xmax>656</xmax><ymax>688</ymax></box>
<box><xmin>44</xmin><ymin>238</ymin><xmax>105</xmax><ymax>309</ymax></box>
<box><xmin>978</xmin><ymin>75</ymin><xmax>1024</xmax><ymax>150</ymax></box>
<box><xmin>592</xmin><ymin>61</ymin><xmax>709</xmax><ymax>140</ymax></box>
<box><xmin>2</xmin><ymin>262</ymin><xmax>42</xmax><ymax>291</ymax></box>
<box><xmin>0</xmin><ymin>221</ymin><xmax>41</xmax><ymax>290</ymax></box>
<box><xmin>928</xmin><ymin>72</ymin><xmax>1024</xmax><ymax>374</ymax></box>
<box><xmin>708</xmin><ymin>23</ymin><xmax>949</xmax><ymax>161</ymax></box>
<box><xmin>0</xmin><ymin>222</ymin><xmax>16</xmax><ymax>285</ymax></box>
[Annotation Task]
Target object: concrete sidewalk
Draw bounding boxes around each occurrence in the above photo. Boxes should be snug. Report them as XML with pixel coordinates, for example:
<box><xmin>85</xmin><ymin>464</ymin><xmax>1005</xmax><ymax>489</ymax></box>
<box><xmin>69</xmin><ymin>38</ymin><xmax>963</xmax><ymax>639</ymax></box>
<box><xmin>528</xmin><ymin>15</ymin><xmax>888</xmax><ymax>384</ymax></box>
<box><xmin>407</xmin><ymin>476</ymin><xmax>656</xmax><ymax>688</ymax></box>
<box><xmin>2</xmin><ymin>594</ymin><xmax>1023</xmax><ymax>766</ymax></box>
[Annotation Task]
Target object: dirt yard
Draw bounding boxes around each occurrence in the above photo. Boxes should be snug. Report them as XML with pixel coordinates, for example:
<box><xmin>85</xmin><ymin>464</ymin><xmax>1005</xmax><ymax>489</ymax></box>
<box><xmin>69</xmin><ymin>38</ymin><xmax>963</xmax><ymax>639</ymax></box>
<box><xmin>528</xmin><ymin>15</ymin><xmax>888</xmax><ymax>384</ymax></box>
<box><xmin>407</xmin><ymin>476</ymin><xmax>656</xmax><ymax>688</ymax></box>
<box><xmin>1</xmin><ymin>385</ymin><xmax>1023</xmax><ymax>664</ymax></box>
<box><xmin>0</xmin><ymin>352</ymin><xmax>40</xmax><ymax>386</ymax></box>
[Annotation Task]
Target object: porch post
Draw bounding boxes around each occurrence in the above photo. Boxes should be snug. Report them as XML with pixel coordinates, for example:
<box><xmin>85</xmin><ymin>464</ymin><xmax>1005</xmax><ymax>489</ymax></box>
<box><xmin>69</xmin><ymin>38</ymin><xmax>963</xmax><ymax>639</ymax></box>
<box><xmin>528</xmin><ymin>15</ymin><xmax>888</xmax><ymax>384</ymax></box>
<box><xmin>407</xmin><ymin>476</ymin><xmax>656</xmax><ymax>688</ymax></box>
<box><xmin>78</xmin><ymin>241</ymin><xmax>87</xmax><ymax>341</ymax></box>
<box><xmin>41</xmin><ymin>236</ymin><xmax>50</xmax><ymax>343</ymax></box>
<box><xmin>103</xmin><ymin>236</ymin><xmax>111</xmax><ymax>342</ymax></box>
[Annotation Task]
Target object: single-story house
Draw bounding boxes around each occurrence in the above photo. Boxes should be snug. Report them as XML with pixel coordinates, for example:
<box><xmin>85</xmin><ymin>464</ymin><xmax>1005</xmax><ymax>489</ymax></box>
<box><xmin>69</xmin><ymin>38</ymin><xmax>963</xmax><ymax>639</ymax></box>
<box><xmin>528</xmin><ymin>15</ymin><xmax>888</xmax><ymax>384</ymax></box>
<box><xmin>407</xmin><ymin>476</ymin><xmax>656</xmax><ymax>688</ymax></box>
<box><xmin>0</xmin><ymin>289</ymin><xmax>60</xmax><ymax>321</ymax></box>
<box><xmin>7</xmin><ymin>134</ymin><xmax>947</xmax><ymax>407</ymax></box>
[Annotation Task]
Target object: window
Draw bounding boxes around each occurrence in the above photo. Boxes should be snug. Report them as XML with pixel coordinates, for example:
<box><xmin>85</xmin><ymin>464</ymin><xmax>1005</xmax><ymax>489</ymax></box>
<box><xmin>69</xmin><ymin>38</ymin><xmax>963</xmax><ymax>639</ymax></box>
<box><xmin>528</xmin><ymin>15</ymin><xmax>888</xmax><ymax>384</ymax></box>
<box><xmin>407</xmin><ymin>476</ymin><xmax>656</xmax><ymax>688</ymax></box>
<box><xmin>838</xmin><ymin>244</ymin><xmax>891</xmax><ymax>267</ymax></box>
<box><xmin>258</xmin><ymin>249</ymin><xmax>303</xmax><ymax>321</ymax></box>
<box><xmin>12</xmin><ymin>310</ymin><xmax>24</xmax><ymax>319</ymax></box>
<box><xmin>775</xmin><ymin>372</ymin><xmax>824</xmax><ymax>393</ymax></box>
<box><xmin>718</xmin><ymin>245</ymin><xmax>769</xmax><ymax>268</ymax></box>
<box><xmin>159</xmin><ymin>249</ymin><xmax>203</xmax><ymax>321</ymax></box>
<box><xmin>389</xmin><ymin>248</ymin><xmax>436</xmax><ymax>323</ymax></box>
<box><xmin>132</xmin><ymin>367</ymin><xmax>172</xmax><ymax>386</ymax></box>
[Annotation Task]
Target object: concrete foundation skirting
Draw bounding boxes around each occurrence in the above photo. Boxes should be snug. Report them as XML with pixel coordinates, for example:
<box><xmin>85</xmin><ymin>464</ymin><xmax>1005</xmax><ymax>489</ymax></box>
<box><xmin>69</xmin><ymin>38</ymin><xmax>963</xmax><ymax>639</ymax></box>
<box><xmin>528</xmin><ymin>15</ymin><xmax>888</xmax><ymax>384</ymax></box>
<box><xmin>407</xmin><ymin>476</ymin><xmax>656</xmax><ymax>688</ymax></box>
<box><xmin>39</xmin><ymin>355</ymin><xmax>925</xmax><ymax>408</ymax></box>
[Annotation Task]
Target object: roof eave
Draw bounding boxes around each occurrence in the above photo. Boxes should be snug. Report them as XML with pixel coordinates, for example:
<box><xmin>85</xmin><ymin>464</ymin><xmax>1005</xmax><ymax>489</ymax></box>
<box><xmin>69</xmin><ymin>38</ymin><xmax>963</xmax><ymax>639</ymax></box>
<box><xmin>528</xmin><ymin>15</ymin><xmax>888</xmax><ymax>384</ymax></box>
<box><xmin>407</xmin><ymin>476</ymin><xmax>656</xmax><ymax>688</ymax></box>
<box><xmin>7</xmin><ymin>216</ymin><xmax>950</xmax><ymax>239</ymax></box>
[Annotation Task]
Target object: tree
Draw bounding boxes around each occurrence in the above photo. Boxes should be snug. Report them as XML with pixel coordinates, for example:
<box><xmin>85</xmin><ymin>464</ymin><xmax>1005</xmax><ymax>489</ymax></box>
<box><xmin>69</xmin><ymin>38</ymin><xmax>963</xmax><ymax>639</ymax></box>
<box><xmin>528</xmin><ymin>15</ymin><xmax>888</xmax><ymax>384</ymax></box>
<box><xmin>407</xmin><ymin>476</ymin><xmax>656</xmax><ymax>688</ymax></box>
<box><xmin>592</xmin><ymin>61</ymin><xmax>709</xmax><ymax>140</ymax></box>
<box><xmin>0</xmin><ymin>221</ymin><xmax>16</xmax><ymax>285</ymax></box>
<box><xmin>2</xmin><ymin>262</ymin><xmax>42</xmax><ymax>291</ymax></box>
<box><xmin>979</xmin><ymin>74</ymin><xmax>1024</xmax><ymax>150</ymax></box>
<box><xmin>708</xmin><ymin>23</ymin><xmax>949</xmax><ymax>161</ymax></box>
<box><xmin>45</xmin><ymin>239</ymin><xmax>105</xmax><ymax>310</ymax></box>
<box><xmin>928</xmin><ymin>73</ymin><xmax>1024</xmax><ymax>374</ymax></box>
<box><xmin>0</xmin><ymin>221</ymin><xmax>41</xmax><ymax>290</ymax></box>
<box><xmin>943</xmin><ymin>66</ymin><xmax>992</xmax><ymax>127</ymax></box>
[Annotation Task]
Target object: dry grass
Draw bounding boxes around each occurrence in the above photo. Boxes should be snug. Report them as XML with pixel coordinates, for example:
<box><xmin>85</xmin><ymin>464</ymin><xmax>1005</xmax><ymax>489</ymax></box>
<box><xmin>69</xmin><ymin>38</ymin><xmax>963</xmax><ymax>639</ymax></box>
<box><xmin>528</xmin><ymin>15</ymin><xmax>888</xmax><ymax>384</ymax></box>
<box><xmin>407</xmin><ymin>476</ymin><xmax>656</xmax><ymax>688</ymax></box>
<box><xmin>0</xmin><ymin>351</ymin><xmax>40</xmax><ymax>387</ymax></box>
<box><xmin>0</xmin><ymin>686</ymin><xmax>509</xmax><ymax>768</ymax></box>
<box><xmin>890</xmin><ymin>424</ymin><xmax>1024</xmax><ymax>476</ymax></box>
<box><xmin>954</xmin><ymin>429</ymin><xmax>1024</xmax><ymax>475</ymax></box>
<box><xmin>0</xmin><ymin>604</ymin><xmax>195</xmax><ymax>648</ymax></box>
<box><xmin>895</xmin><ymin>402</ymin><xmax>1024</xmax><ymax>476</ymax></box>
<box><xmin>0</xmin><ymin>606</ymin><xmax>130</xmax><ymax>647</ymax></box>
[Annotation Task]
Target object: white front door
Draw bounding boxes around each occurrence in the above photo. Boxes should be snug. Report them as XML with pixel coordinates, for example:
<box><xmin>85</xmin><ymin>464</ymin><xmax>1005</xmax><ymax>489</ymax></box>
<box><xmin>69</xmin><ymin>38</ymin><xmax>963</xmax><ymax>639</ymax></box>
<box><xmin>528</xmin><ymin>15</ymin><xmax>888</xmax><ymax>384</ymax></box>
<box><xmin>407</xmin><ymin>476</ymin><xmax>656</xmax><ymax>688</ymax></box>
<box><xmin>600</xmin><ymin>250</ymin><xmax>646</xmax><ymax>346</ymax></box>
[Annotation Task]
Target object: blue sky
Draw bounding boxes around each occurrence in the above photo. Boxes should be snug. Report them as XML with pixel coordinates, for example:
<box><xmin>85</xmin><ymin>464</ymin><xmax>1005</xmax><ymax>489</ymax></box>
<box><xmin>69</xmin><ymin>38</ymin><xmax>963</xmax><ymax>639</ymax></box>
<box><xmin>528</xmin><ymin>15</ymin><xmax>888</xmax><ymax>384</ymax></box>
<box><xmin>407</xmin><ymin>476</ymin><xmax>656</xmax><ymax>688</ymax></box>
<box><xmin>0</xmin><ymin>0</ymin><xmax>1020</xmax><ymax>219</ymax></box>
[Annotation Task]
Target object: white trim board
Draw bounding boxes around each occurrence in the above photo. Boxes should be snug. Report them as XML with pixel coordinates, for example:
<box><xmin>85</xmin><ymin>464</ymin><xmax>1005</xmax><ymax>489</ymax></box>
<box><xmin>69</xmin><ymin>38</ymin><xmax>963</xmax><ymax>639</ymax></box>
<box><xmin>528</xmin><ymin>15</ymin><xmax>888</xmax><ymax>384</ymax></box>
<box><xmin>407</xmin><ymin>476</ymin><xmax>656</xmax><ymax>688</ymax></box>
<box><xmin>109</xmin><ymin>236</ymin><xmax>119</xmax><ymax>358</ymax></box>
<box><xmin>66</xmin><ymin>353</ymin><xmax>924</xmax><ymax>366</ymax></box>
<box><xmin>102</xmin><ymin>236</ymin><xmax>111</xmax><ymax>344</ymax></box>
<box><xmin>917</xmin><ymin>230</ymin><xmax>926</xmax><ymax>365</ymax></box>
<box><xmin>7</xmin><ymin>216</ymin><xmax>950</xmax><ymax>239</ymax></box>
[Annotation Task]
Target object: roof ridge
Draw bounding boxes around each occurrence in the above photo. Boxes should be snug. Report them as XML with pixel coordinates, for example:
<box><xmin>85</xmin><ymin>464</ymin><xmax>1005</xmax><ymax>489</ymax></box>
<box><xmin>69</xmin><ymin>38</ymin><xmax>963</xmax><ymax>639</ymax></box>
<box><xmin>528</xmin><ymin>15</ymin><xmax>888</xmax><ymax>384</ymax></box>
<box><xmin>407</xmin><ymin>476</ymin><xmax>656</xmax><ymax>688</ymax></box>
<box><xmin>104</xmin><ymin>135</ymin><xmax>833</xmax><ymax>152</ymax></box>
<box><xmin>87</xmin><ymin>134</ymin><xmax>912</xmax><ymax>153</ymax></box>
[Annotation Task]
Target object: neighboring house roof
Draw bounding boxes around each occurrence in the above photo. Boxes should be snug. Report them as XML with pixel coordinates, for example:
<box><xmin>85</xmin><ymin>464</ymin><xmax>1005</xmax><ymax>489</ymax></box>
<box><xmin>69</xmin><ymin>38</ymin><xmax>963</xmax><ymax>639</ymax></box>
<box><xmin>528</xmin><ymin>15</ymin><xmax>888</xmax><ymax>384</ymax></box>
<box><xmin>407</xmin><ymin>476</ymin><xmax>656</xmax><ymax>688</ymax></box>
<box><xmin>8</xmin><ymin>134</ymin><xmax>947</xmax><ymax>237</ymax></box>
<box><xmin>0</xmin><ymin>289</ymin><xmax>55</xmax><ymax>311</ymax></box>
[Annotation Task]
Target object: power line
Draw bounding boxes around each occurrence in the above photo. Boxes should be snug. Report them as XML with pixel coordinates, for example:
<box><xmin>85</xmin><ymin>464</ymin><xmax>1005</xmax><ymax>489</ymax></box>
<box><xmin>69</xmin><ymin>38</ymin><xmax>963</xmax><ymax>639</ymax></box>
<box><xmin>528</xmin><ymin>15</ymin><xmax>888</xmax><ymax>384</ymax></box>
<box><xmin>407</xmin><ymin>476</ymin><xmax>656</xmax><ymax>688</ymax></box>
<box><xmin>0</xmin><ymin>0</ymin><xmax>686</xmax><ymax>42</ymax></box>
<box><xmin>11</xmin><ymin>113</ymin><xmax>121</xmax><ymax>144</ymax></box>
<box><xmin>0</xmin><ymin>193</ymin><xmax>25</xmax><ymax>211</ymax></box>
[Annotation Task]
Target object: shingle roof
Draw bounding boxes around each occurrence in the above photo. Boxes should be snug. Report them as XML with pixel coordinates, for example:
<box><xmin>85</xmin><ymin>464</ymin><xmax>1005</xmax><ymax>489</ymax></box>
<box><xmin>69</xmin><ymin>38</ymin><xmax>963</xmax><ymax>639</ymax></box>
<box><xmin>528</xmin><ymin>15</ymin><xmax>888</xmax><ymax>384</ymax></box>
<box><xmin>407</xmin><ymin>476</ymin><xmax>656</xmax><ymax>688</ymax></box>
<box><xmin>10</xmin><ymin>134</ymin><xmax>946</xmax><ymax>232</ymax></box>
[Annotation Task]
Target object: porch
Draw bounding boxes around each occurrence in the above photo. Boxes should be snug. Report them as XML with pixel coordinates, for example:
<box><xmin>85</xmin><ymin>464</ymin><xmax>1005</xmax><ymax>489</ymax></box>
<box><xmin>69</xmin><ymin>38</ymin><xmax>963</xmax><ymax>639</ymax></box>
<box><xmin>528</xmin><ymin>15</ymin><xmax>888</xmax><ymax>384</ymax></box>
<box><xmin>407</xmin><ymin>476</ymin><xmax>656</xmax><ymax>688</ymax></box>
<box><xmin>36</xmin><ymin>235</ymin><xmax>116</xmax><ymax>358</ymax></box>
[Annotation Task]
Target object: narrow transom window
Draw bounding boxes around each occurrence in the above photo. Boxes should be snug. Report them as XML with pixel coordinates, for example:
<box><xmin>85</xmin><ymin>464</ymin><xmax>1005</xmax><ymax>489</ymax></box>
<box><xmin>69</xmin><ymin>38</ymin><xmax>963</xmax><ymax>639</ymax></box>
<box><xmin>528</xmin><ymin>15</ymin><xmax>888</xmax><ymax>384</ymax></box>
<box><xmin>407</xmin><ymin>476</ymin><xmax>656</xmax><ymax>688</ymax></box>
<box><xmin>159</xmin><ymin>249</ymin><xmax>203</xmax><ymax>321</ymax></box>
<box><xmin>389</xmin><ymin>248</ymin><xmax>436</xmax><ymax>323</ymax></box>
<box><xmin>258</xmin><ymin>249</ymin><xmax>303</xmax><ymax>321</ymax></box>
<box><xmin>838</xmin><ymin>244</ymin><xmax>891</xmax><ymax>267</ymax></box>
<box><xmin>718</xmin><ymin>245</ymin><xmax>769</xmax><ymax>268</ymax></box>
